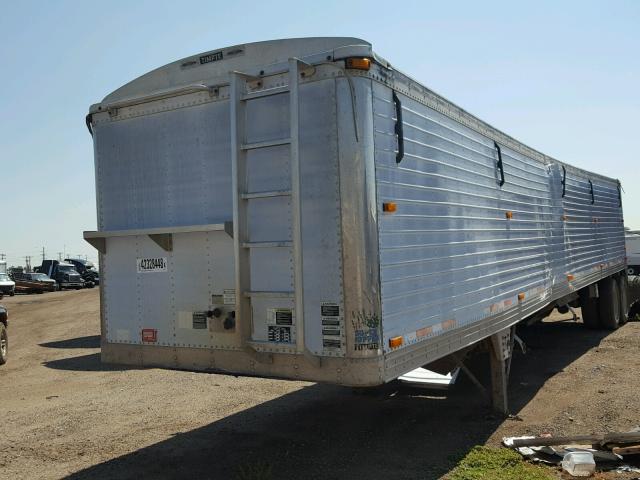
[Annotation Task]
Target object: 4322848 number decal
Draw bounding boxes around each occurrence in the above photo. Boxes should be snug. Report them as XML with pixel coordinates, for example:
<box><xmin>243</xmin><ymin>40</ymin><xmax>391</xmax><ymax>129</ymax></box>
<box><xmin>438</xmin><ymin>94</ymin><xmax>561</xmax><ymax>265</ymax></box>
<box><xmin>136</xmin><ymin>257</ymin><xmax>168</xmax><ymax>273</ymax></box>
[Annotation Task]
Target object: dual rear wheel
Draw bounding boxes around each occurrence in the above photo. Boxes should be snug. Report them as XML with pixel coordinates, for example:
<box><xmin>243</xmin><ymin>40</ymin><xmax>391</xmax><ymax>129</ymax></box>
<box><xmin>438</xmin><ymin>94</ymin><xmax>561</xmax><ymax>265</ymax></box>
<box><xmin>580</xmin><ymin>273</ymin><xmax>628</xmax><ymax>330</ymax></box>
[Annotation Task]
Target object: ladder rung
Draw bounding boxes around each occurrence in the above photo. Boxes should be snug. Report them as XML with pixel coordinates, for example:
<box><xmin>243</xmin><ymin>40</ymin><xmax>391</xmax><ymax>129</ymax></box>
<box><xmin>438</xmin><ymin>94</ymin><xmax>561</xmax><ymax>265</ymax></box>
<box><xmin>241</xmin><ymin>189</ymin><xmax>292</xmax><ymax>200</ymax></box>
<box><xmin>244</xmin><ymin>291</ymin><xmax>295</xmax><ymax>298</ymax></box>
<box><xmin>241</xmin><ymin>86</ymin><xmax>289</xmax><ymax>101</ymax></box>
<box><xmin>241</xmin><ymin>241</ymin><xmax>292</xmax><ymax>248</ymax></box>
<box><xmin>241</xmin><ymin>138</ymin><xmax>291</xmax><ymax>150</ymax></box>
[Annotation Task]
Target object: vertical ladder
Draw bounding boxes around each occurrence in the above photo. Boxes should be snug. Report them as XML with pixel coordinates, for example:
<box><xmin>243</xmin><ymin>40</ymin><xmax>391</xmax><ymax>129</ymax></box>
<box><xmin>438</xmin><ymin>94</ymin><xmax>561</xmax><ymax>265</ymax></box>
<box><xmin>230</xmin><ymin>58</ymin><xmax>314</xmax><ymax>361</ymax></box>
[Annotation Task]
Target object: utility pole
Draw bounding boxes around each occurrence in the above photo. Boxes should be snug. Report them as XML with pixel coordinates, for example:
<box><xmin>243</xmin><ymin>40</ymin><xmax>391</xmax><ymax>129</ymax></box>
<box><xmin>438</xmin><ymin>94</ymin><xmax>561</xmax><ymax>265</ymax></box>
<box><xmin>42</xmin><ymin>247</ymin><xmax>46</xmax><ymax>263</ymax></box>
<box><xmin>0</xmin><ymin>253</ymin><xmax>5</xmax><ymax>261</ymax></box>
<box><xmin>25</xmin><ymin>256</ymin><xmax>31</xmax><ymax>272</ymax></box>
<box><xmin>57</xmin><ymin>252</ymin><xmax>63</xmax><ymax>261</ymax></box>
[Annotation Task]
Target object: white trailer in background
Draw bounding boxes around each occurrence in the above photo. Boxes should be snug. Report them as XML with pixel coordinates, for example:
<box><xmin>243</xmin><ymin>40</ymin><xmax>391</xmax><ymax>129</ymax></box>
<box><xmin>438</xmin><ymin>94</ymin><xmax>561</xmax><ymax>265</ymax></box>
<box><xmin>84</xmin><ymin>37</ymin><xmax>628</xmax><ymax>413</ymax></box>
<box><xmin>626</xmin><ymin>232</ymin><xmax>640</xmax><ymax>276</ymax></box>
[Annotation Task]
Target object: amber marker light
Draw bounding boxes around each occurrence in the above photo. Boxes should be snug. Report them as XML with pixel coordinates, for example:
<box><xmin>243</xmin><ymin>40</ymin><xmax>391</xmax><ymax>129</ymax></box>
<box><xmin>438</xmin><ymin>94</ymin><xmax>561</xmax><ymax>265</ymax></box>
<box><xmin>389</xmin><ymin>336</ymin><xmax>403</xmax><ymax>348</ymax></box>
<box><xmin>567</xmin><ymin>274</ymin><xmax>575</xmax><ymax>281</ymax></box>
<box><xmin>382</xmin><ymin>202</ymin><xmax>397</xmax><ymax>213</ymax></box>
<box><xmin>518</xmin><ymin>293</ymin><xmax>525</xmax><ymax>302</ymax></box>
<box><xmin>345</xmin><ymin>57</ymin><xmax>371</xmax><ymax>70</ymax></box>
<box><xmin>505</xmin><ymin>211</ymin><xmax>513</xmax><ymax>219</ymax></box>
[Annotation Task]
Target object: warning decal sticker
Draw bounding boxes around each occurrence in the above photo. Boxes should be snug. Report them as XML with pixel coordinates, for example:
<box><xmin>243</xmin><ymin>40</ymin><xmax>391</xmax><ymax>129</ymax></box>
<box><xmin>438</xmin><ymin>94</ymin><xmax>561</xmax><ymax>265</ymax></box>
<box><xmin>321</xmin><ymin>302</ymin><xmax>344</xmax><ymax>351</ymax></box>
<box><xmin>141</xmin><ymin>328</ymin><xmax>157</xmax><ymax>343</ymax></box>
<box><xmin>223</xmin><ymin>289</ymin><xmax>236</xmax><ymax>305</ymax></box>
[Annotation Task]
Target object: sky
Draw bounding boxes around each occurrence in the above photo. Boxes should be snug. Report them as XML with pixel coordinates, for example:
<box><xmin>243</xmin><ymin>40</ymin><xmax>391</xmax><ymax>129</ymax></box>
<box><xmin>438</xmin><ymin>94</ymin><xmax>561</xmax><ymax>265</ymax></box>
<box><xmin>0</xmin><ymin>0</ymin><xmax>638</xmax><ymax>268</ymax></box>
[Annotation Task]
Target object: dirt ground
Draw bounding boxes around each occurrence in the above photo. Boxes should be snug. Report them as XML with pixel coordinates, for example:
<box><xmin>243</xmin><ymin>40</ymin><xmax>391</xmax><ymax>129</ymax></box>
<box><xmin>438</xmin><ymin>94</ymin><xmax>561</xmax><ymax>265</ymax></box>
<box><xmin>1</xmin><ymin>289</ymin><xmax>639</xmax><ymax>480</ymax></box>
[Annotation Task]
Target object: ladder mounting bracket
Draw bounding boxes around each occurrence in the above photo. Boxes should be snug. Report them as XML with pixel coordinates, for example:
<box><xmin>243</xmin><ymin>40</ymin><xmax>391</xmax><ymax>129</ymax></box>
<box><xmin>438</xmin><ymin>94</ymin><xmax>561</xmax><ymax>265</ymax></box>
<box><xmin>224</xmin><ymin>221</ymin><xmax>234</xmax><ymax>238</ymax></box>
<box><xmin>292</xmin><ymin>58</ymin><xmax>316</xmax><ymax>78</ymax></box>
<box><xmin>148</xmin><ymin>233</ymin><xmax>173</xmax><ymax>252</ymax></box>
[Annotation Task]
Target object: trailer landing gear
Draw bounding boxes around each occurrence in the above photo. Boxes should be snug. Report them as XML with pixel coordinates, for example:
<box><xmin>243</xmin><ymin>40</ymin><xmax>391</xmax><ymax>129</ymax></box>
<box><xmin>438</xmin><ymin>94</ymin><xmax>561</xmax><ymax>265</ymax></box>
<box><xmin>443</xmin><ymin>327</ymin><xmax>519</xmax><ymax>415</ymax></box>
<box><xmin>488</xmin><ymin>328</ymin><xmax>515</xmax><ymax>415</ymax></box>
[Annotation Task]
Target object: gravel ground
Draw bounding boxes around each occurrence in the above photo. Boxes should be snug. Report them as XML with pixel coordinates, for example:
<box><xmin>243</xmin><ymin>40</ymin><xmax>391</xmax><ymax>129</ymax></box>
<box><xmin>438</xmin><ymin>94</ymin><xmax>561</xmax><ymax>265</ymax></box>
<box><xmin>0</xmin><ymin>289</ymin><xmax>639</xmax><ymax>480</ymax></box>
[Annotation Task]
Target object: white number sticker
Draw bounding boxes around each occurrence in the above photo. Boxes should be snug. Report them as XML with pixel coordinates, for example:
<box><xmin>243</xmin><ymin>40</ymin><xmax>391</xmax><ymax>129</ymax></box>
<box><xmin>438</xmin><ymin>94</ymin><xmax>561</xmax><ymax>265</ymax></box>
<box><xmin>136</xmin><ymin>257</ymin><xmax>167</xmax><ymax>273</ymax></box>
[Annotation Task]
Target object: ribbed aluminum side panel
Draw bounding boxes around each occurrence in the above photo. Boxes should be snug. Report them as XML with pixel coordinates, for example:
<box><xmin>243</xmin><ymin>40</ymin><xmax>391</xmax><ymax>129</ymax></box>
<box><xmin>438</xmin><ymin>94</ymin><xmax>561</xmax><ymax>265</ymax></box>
<box><xmin>561</xmin><ymin>172</ymin><xmax>625</xmax><ymax>278</ymax></box>
<box><xmin>373</xmin><ymin>81</ymin><xmax>624</xmax><ymax>354</ymax></box>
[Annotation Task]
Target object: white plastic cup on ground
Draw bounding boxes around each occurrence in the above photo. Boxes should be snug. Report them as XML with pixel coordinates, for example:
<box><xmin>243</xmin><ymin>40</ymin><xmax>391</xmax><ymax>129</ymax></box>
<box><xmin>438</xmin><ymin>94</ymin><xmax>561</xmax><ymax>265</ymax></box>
<box><xmin>561</xmin><ymin>451</ymin><xmax>596</xmax><ymax>477</ymax></box>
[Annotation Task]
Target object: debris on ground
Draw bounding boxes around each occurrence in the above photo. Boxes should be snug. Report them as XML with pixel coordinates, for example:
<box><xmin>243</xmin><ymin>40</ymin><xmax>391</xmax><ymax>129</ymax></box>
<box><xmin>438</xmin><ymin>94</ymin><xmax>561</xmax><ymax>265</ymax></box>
<box><xmin>561</xmin><ymin>451</ymin><xmax>596</xmax><ymax>477</ymax></box>
<box><xmin>503</xmin><ymin>430</ymin><xmax>640</xmax><ymax>476</ymax></box>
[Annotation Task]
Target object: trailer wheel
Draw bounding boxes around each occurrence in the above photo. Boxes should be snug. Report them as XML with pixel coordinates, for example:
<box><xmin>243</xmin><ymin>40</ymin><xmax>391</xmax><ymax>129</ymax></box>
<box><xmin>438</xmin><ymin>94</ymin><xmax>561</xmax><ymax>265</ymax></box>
<box><xmin>0</xmin><ymin>323</ymin><xmax>8</xmax><ymax>365</ymax></box>
<box><xmin>598</xmin><ymin>277</ymin><xmax>620</xmax><ymax>330</ymax></box>
<box><xmin>579</xmin><ymin>289</ymin><xmax>600</xmax><ymax>329</ymax></box>
<box><xmin>618</xmin><ymin>274</ymin><xmax>629</xmax><ymax>325</ymax></box>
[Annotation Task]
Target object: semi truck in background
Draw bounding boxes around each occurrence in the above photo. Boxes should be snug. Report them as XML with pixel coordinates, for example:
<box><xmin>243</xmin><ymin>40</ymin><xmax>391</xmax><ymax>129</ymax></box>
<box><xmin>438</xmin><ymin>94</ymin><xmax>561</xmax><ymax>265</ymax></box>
<box><xmin>84</xmin><ymin>37</ymin><xmax>628</xmax><ymax>413</ymax></box>
<box><xmin>65</xmin><ymin>258</ymin><xmax>100</xmax><ymax>285</ymax></box>
<box><xmin>36</xmin><ymin>260</ymin><xmax>86</xmax><ymax>290</ymax></box>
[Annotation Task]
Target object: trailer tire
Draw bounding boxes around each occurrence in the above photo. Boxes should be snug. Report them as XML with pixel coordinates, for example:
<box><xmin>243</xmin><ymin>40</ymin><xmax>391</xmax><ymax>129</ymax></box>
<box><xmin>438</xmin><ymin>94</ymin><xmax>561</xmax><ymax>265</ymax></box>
<box><xmin>579</xmin><ymin>289</ymin><xmax>600</xmax><ymax>329</ymax></box>
<box><xmin>598</xmin><ymin>277</ymin><xmax>620</xmax><ymax>330</ymax></box>
<box><xmin>618</xmin><ymin>274</ymin><xmax>629</xmax><ymax>325</ymax></box>
<box><xmin>0</xmin><ymin>323</ymin><xmax>8</xmax><ymax>365</ymax></box>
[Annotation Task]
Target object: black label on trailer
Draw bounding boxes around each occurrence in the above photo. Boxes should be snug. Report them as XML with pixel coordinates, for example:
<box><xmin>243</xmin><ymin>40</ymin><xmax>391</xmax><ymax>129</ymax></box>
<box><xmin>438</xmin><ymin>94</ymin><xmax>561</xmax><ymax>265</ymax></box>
<box><xmin>192</xmin><ymin>312</ymin><xmax>207</xmax><ymax>329</ymax></box>
<box><xmin>275</xmin><ymin>310</ymin><xmax>293</xmax><ymax>325</ymax></box>
<box><xmin>321</xmin><ymin>318</ymin><xmax>340</xmax><ymax>326</ymax></box>
<box><xmin>322</xmin><ymin>328</ymin><xmax>341</xmax><ymax>336</ymax></box>
<box><xmin>199</xmin><ymin>51</ymin><xmax>223</xmax><ymax>64</ymax></box>
<box><xmin>321</xmin><ymin>304</ymin><xmax>340</xmax><ymax>317</ymax></box>
<box><xmin>268</xmin><ymin>326</ymin><xmax>292</xmax><ymax>343</ymax></box>
<box><xmin>323</xmin><ymin>338</ymin><xmax>341</xmax><ymax>348</ymax></box>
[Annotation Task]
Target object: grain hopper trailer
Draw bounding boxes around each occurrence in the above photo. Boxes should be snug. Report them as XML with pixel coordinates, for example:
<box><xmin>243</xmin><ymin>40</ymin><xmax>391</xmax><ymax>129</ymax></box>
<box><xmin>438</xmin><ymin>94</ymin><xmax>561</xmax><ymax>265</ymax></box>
<box><xmin>84</xmin><ymin>37</ymin><xmax>627</xmax><ymax>412</ymax></box>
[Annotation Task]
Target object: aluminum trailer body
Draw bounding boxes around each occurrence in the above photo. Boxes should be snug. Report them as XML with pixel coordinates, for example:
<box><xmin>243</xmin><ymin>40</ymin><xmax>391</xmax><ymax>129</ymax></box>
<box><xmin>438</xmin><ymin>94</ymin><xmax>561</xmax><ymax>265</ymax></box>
<box><xmin>85</xmin><ymin>37</ymin><xmax>626</xmax><ymax>386</ymax></box>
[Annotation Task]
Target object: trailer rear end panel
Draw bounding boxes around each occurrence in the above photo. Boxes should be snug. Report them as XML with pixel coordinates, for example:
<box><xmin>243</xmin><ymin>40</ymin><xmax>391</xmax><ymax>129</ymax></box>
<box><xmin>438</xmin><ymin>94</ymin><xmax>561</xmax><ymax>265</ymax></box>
<box><xmin>85</xmin><ymin>37</ymin><xmax>626</xmax><ymax>386</ymax></box>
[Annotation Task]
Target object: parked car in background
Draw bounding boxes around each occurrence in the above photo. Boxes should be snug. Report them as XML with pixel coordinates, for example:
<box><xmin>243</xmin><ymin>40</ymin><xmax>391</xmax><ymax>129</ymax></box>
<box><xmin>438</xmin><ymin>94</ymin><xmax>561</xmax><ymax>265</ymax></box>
<box><xmin>0</xmin><ymin>273</ymin><xmax>15</xmax><ymax>297</ymax></box>
<box><xmin>12</xmin><ymin>272</ymin><xmax>57</xmax><ymax>293</ymax></box>
<box><xmin>0</xmin><ymin>304</ymin><xmax>7</xmax><ymax>365</ymax></box>
<box><xmin>28</xmin><ymin>272</ymin><xmax>57</xmax><ymax>291</ymax></box>
<box><xmin>65</xmin><ymin>258</ymin><xmax>99</xmax><ymax>285</ymax></box>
